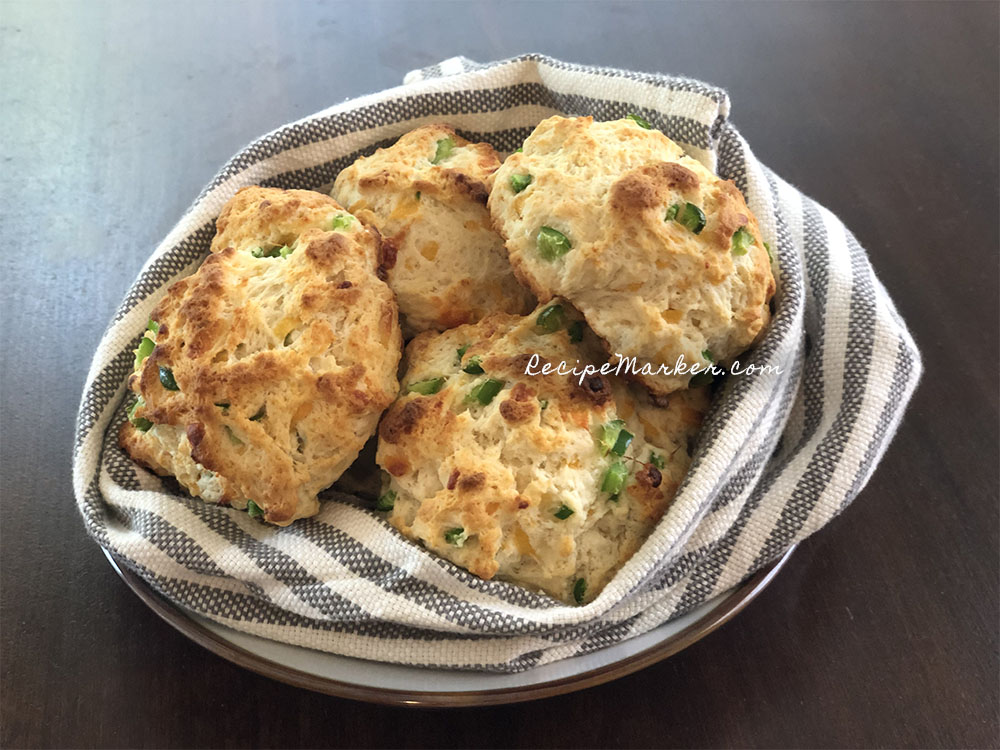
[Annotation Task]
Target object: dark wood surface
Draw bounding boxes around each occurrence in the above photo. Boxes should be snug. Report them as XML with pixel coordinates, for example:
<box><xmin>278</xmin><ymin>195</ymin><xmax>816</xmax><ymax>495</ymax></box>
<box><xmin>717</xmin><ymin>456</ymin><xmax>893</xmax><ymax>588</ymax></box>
<box><xmin>2</xmin><ymin>2</ymin><xmax>997</xmax><ymax>748</ymax></box>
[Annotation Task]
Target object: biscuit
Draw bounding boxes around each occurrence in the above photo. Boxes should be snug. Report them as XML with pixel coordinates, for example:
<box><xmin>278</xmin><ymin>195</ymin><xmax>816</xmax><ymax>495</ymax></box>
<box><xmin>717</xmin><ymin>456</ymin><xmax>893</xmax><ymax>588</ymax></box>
<box><xmin>332</xmin><ymin>124</ymin><xmax>534</xmax><ymax>335</ymax></box>
<box><xmin>210</xmin><ymin>186</ymin><xmax>353</xmax><ymax>255</ymax></box>
<box><xmin>489</xmin><ymin>116</ymin><xmax>775</xmax><ymax>395</ymax></box>
<box><xmin>121</xmin><ymin>187</ymin><xmax>402</xmax><ymax>525</ymax></box>
<box><xmin>375</xmin><ymin>303</ymin><xmax>707</xmax><ymax>603</ymax></box>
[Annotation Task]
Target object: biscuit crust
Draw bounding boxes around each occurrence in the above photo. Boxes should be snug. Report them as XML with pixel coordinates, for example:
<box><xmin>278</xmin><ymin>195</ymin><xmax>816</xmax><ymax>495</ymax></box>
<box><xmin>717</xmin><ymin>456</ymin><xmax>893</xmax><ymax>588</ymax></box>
<box><xmin>121</xmin><ymin>187</ymin><xmax>402</xmax><ymax>525</ymax></box>
<box><xmin>375</xmin><ymin>304</ymin><xmax>707</xmax><ymax>603</ymax></box>
<box><xmin>489</xmin><ymin>116</ymin><xmax>775</xmax><ymax>395</ymax></box>
<box><xmin>333</xmin><ymin>124</ymin><xmax>534</xmax><ymax>335</ymax></box>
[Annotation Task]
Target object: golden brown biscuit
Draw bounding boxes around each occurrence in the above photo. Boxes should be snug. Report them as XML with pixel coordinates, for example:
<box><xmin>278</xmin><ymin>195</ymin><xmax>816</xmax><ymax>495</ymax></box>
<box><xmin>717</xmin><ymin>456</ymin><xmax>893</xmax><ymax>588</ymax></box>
<box><xmin>121</xmin><ymin>187</ymin><xmax>402</xmax><ymax>525</ymax></box>
<box><xmin>489</xmin><ymin>116</ymin><xmax>775</xmax><ymax>395</ymax></box>
<box><xmin>375</xmin><ymin>302</ymin><xmax>707</xmax><ymax>603</ymax></box>
<box><xmin>210</xmin><ymin>187</ymin><xmax>354</xmax><ymax>255</ymax></box>
<box><xmin>332</xmin><ymin>124</ymin><xmax>534</xmax><ymax>335</ymax></box>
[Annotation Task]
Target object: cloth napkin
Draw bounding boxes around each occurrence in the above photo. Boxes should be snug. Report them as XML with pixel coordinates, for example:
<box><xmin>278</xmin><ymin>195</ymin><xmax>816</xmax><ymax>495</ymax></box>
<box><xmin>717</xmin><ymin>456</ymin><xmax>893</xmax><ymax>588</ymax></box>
<box><xmin>72</xmin><ymin>54</ymin><xmax>921</xmax><ymax>673</ymax></box>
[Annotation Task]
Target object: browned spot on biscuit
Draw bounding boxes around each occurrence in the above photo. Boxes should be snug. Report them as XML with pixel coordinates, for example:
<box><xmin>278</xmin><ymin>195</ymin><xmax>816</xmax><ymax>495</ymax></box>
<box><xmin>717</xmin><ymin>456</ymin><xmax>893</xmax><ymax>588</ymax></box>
<box><xmin>635</xmin><ymin>463</ymin><xmax>663</xmax><ymax>489</ymax></box>
<box><xmin>317</xmin><ymin>364</ymin><xmax>370</xmax><ymax>408</ymax></box>
<box><xmin>629</xmin><ymin>477</ymin><xmax>667</xmax><ymax>520</ymax></box>
<box><xmin>498</xmin><ymin>399</ymin><xmax>532</xmax><ymax>423</ymax></box>
<box><xmin>516</xmin><ymin>497</ymin><xmax>530</xmax><ymax>510</ymax></box>
<box><xmin>258</xmin><ymin>200</ymin><xmax>271</xmax><ymax>209</ymax></box>
<box><xmin>186</xmin><ymin>422</ymin><xmax>205</xmax><ymax>448</ymax></box>
<box><xmin>176</xmin><ymin>254</ymin><xmax>227</xmax><ymax>359</ymax></box>
<box><xmin>380</xmin><ymin>235</ymin><xmax>399</xmax><ymax>271</ymax></box>
<box><xmin>609</xmin><ymin>162</ymin><xmax>700</xmax><ymax>214</ymax></box>
<box><xmin>359</xmin><ymin>170</ymin><xmax>392</xmax><ymax>190</ymax></box>
<box><xmin>186</xmin><ymin>422</ymin><xmax>219</xmax><ymax>471</ymax></box>
<box><xmin>509</xmin><ymin>383</ymin><xmax>534</xmax><ymax>401</ymax></box>
<box><xmin>378</xmin><ymin>399</ymin><xmax>426</xmax><ymax>444</ymax></box>
<box><xmin>446</xmin><ymin>469</ymin><xmax>460</xmax><ymax>490</ymax></box>
<box><xmin>337</xmin><ymin>280</ymin><xmax>353</xmax><ymax>289</ymax></box>
<box><xmin>708</xmin><ymin>180</ymin><xmax>753</xmax><ymax>251</ymax></box>
<box><xmin>384</xmin><ymin>455</ymin><xmax>410</xmax><ymax>476</ymax></box>
<box><xmin>444</xmin><ymin>170</ymin><xmax>490</xmax><ymax>205</ymax></box>
<box><xmin>305</xmin><ymin>232</ymin><xmax>349</xmax><ymax>267</ymax></box>
<box><xmin>438</xmin><ymin>308</ymin><xmax>473</xmax><ymax>329</ymax></box>
<box><xmin>570</xmin><ymin>374</ymin><xmax>612</xmax><ymax>407</ymax></box>
<box><xmin>499</xmin><ymin>397</ymin><xmax>535</xmax><ymax>424</ymax></box>
<box><xmin>457</xmin><ymin>472</ymin><xmax>485</xmax><ymax>492</ymax></box>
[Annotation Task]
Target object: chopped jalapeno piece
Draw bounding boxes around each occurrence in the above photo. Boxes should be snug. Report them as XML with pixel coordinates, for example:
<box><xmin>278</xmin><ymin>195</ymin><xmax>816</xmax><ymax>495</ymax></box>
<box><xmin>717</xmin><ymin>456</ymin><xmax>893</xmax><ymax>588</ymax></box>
<box><xmin>764</xmin><ymin>241</ymin><xmax>773</xmax><ymax>261</ymax></box>
<box><xmin>462</xmin><ymin>355</ymin><xmax>484</xmax><ymax>374</ymax></box>
<box><xmin>246</xmin><ymin>500</ymin><xmax>264</xmax><ymax>519</ymax></box>
<box><xmin>510</xmin><ymin>173</ymin><xmax>532</xmax><ymax>193</ymax></box>
<box><xmin>611</xmin><ymin>428</ymin><xmax>634</xmax><ymax>457</ymax></box>
<box><xmin>573</xmin><ymin>577</ymin><xmax>587</xmax><ymax>604</ymax></box>
<box><xmin>731</xmin><ymin>226</ymin><xmax>753</xmax><ymax>256</ymax></box>
<box><xmin>375</xmin><ymin>490</ymin><xmax>396</xmax><ymax>512</ymax></box>
<box><xmin>251</xmin><ymin>245</ymin><xmax>281</xmax><ymax>258</ymax></box>
<box><xmin>539</xmin><ymin>399</ymin><xmax>549</xmax><ymax>410</ymax></box>
<box><xmin>225</xmin><ymin>425</ymin><xmax>243</xmax><ymax>445</ymax></box>
<box><xmin>147</xmin><ymin>319</ymin><xmax>160</xmax><ymax>333</ymax></box>
<box><xmin>702</xmin><ymin>349</ymin><xmax>714</xmax><ymax>363</ymax></box>
<box><xmin>536</xmin><ymin>304</ymin><xmax>565</xmax><ymax>333</ymax></box>
<box><xmin>134</xmin><ymin>336</ymin><xmax>154</xmax><ymax>370</ymax></box>
<box><xmin>455</xmin><ymin>344</ymin><xmax>469</xmax><ymax>365</ymax></box>
<box><xmin>690</xmin><ymin>371</ymin><xmax>714</xmax><ymax>387</ymax></box>
<box><xmin>677</xmin><ymin>203</ymin><xmax>706</xmax><ymax>234</ymax></box>
<box><xmin>127</xmin><ymin>398</ymin><xmax>152</xmax><ymax>432</ymax></box>
<box><xmin>249</xmin><ymin>406</ymin><xmax>266</xmax><ymax>421</ymax></box>
<box><xmin>331</xmin><ymin>214</ymin><xmax>354</xmax><ymax>231</ymax></box>
<box><xmin>601</xmin><ymin>460</ymin><xmax>628</xmax><ymax>495</ymax></box>
<box><xmin>515</xmin><ymin>146</ymin><xmax>523</xmax><ymax>153</ymax></box>
<box><xmin>159</xmin><ymin>366</ymin><xmax>179</xmax><ymax>391</ymax></box>
<box><xmin>626</xmin><ymin>113</ymin><xmax>652</xmax><ymax>129</ymax></box>
<box><xmin>407</xmin><ymin>377</ymin><xmax>445</xmax><ymax>395</ymax></box>
<box><xmin>215</xmin><ymin>402</ymin><xmax>230</xmax><ymax>409</ymax></box>
<box><xmin>278</xmin><ymin>244</ymin><xmax>293</xmax><ymax>258</ymax></box>
<box><xmin>467</xmin><ymin>378</ymin><xmax>505</xmax><ymax>405</ymax></box>
<box><xmin>567</xmin><ymin>320</ymin><xmax>584</xmax><ymax>343</ymax></box>
<box><xmin>598</xmin><ymin>419</ymin><xmax>626</xmax><ymax>455</ymax></box>
<box><xmin>537</xmin><ymin>226</ymin><xmax>571</xmax><ymax>260</ymax></box>
<box><xmin>431</xmin><ymin>137</ymin><xmax>454</xmax><ymax>164</ymax></box>
<box><xmin>665</xmin><ymin>203</ymin><xmax>680</xmax><ymax>222</ymax></box>
<box><xmin>444</xmin><ymin>527</ymin><xmax>466</xmax><ymax>546</ymax></box>
<box><xmin>649</xmin><ymin>452</ymin><xmax>666</xmax><ymax>470</ymax></box>
<box><xmin>283</xmin><ymin>332</ymin><xmax>293</xmax><ymax>346</ymax></box>
<box><xmin>415</xmin><ymin>191</ymin><xmax>421</xmax><ymax>200</ymax></box>
<box><xmin>554</xmin><ymin>504</ymin><xmax>574</xmax><ymax>520</ymax></box>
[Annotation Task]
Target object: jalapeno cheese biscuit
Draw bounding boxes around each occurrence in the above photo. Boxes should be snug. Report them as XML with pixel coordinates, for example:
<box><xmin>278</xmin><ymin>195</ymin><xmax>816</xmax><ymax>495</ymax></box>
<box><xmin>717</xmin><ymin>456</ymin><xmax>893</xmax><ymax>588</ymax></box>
<box><xmin>375</xmin><ymin>303</ymin><xmax>707</xmax><ymax>604</ymax></box>
<box><xmin>489</xmin><ymin>115</ymin><xmax>775</xmax><ymax>395</ymax></box>
<box><xmin>120</xmin><ymin>187</ymin><xmax>402</xmax><ymax>525</ymax></box>
<box><xmin>332</xmin><ymin>124</ymin><xmax>534</xmax><ymax>336</ymax></box>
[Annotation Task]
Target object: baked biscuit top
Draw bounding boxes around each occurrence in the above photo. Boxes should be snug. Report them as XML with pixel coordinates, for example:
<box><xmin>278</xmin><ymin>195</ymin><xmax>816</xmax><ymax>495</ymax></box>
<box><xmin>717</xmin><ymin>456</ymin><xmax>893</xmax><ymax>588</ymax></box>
<box><xmin>375</xmin><ymin>303</ymin><xmax>707</xmax><ymax>603</ymax></box>
<box><xmin>121</xmin><ymin>187</ymin><xmax>402</xmax><ymax>525</ymax></box>
<box><xmin>489</xmin><ymin>115</ymin><xmax>775</xmax><ymax>395</ymax></box>
<box><xmin>333</xmin><ymin>124</ymin><xmax>534</xmax><ymax>335</ymax></box>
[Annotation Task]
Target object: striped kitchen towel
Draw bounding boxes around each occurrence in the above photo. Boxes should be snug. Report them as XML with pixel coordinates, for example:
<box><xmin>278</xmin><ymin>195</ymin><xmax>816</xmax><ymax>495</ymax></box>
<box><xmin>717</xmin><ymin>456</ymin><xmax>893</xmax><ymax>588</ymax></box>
<box><xmin>72</xmin><ymin>54</ymin><xmax>921</xmax><ymax>672</ymax></box>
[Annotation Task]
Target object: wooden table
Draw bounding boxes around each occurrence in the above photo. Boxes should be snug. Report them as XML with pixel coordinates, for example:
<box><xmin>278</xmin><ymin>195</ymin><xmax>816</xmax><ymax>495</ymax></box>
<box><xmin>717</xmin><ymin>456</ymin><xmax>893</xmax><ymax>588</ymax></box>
<box><xmin>2</xmin><ymin>2</ymin><xmax>996</xmax><ymax>747</ymax></box>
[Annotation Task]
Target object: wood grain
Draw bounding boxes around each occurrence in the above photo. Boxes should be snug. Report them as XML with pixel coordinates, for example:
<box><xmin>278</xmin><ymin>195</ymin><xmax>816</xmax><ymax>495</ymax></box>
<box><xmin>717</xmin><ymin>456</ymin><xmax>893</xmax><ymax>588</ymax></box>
<box><xmin>1</xmin><ymin>2</ymin><xmax>997</xmax><ymax>748</ymax></box>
